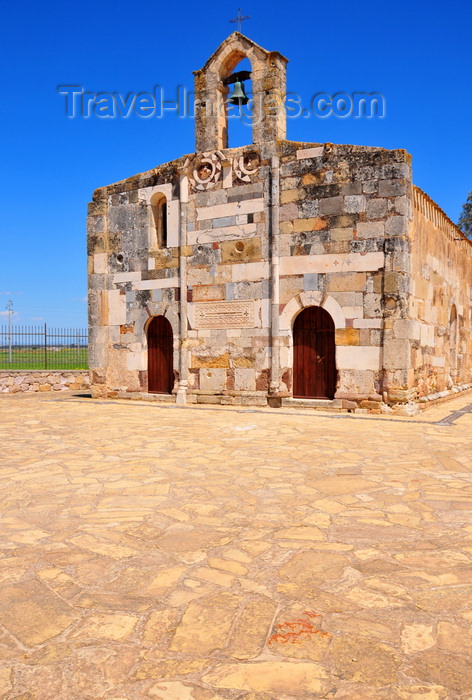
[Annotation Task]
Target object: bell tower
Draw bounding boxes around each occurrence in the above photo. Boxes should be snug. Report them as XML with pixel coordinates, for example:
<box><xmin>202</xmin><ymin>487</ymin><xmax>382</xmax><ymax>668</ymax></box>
<box><xmin>193</xmin><ymin>32</ymin><xmax>288</xmax><ymax>153</ymax></box>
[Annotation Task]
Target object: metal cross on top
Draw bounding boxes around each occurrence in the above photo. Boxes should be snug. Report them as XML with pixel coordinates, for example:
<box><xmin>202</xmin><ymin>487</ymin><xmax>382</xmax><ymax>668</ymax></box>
<box><xmin>229</xmin><ymin>8</ymin><xmax>250</xmax><ymax>32</ymax></box>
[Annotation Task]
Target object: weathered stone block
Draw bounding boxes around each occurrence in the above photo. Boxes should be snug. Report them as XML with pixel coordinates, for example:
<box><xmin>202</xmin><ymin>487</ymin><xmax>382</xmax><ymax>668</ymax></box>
<box><xmin>280</xmin><ymin>276</ymin><xmax>304</xmax><ymax>304</ymax></box>
<box><xmin>234</xmin><ymin>368</ymin><xmax>256</xmax><ymax>391</ymax></box>
<box><xmin>220</xmin><ymin>238</ymin><xmax>262</xmax><ymax>264</ymax></box>
<box><xmin>280</xmin><ymin>203</ymin><xmax>298</xmax><ymax>221</ymax></box>
<box><xmin>383</xmin><ymin>271</ymin><xmax>400</xmax><ymax>294</ymax></box>
<box><xmin>280</xmin><ymin>176</ymin><xmax>299</xmax><ymax>190</ymax></box>
<box><xmin>327</xmin><ymin>273</ymin><xmax>366</xmax><ymax>292</ymax></box>
<box><xmin>193</xmin><ymin>285</ymin><xmax>225</xmax><ymax>301</ymax></box>
<box><xmin>298</xmin><ymin>199</ymin><xmax>321</xmax><ymax>218</ymax></box>
<box><xmin>379</xmin><ymin>179</ymin><xmax>406</xmax><ymax>197</ymax></box>
<box><xmin>366</xmin><ymin>198</ymin><xmax>387</xmax><ymax>219</ymax></box>
<box><xmin>319</xmin><ymin>196</ymin><xmax>344</xmax><ymax>215</ymax></box>
<box><xmin>330</xmin><ymin>214</ymin><xmax>358</xmax><ymax>228</ymax></box>
<box><xmin>193</xmin><ymin>353</ymin><xmax>230</xmax><ymax>368</ymax></box>
<box><xmin>199</xmin><ymin>368</ymin><xmax>226</xmax><ymax>391</ymax></box>
<box><xmin>344</xmin><ymin>195</ymin><xmax>366</xmax><ymax>213</ymax></box>
<box><xmin>335</xmin><ymin>328</ymin><xmax>360</xmax><ymax>345</ymax></box>
<box><xmin>280</xmin><ymin>220</ymin><xmax>293</xmax><ymax>234</ymax></box>
<box><xmin>385</xmin><ymin>215</ymin><xmax>407</xmax><ymax>236</ymax></box>
<box><xmin>330</xmin><ymin>292</ymin><xmax>360</xmax><ymax>307</ymax></box>
<box><xmin>293</xmin><ymin>217</ymin><xmax>327</xmax><ymax>232</ymax></box>
<box><xmin>364</xmin><ymin>293</ymin><xmax>382</xmax><ymax>318</ymax></box>
<box><xmin>303</xmin><ymin>273</ymin><xmax>318</xmax><ymax>291</ymax></box>
<box><xmin>341</xmin><ymin>182</ymin><xmax>362</xmax><ymax>195</ymax></box>
<box><xmin>212</xmin><ymin>216</ymin><xmax>235</xmax><ymax>229</ymax></box>
<box><xmin>383</xmin><ymin>338</ymin><xmax>411</xmax><ymax>370</ymax></box>
<box><xmin>337</xmin><ymin>346</ymin><xmax>381</xmax><ymax>370</ymax></box>
<box><xmin>280</xmin><ymin>189</ymin><xmax>301</xmax><ymax>204</ymax></box>
<box><xmin>330</xmin><ymin>227</ymin><xmax>354</xmax><ymax>241</ymax></box>
<box><xmin>356</xmin><ymin>221</ymin><xmax>385</xmax><ymax>238</ymax></box>
<box><xmin>393</xmin><ymin>319</ymin><xmax>421</xmax><ymax>340</ymax></box>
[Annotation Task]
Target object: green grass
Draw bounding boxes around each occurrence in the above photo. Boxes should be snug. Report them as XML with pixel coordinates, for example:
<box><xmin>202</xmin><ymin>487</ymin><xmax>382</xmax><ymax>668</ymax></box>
<box><xmin>0</xmin><ymin>348</ymin><xmax>88</xmax><ymax>370</ymax></box>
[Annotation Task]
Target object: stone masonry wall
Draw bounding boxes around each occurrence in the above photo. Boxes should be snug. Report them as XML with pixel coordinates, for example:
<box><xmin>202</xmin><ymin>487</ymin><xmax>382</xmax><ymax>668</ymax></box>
<box><xmin>185</xmin><ymin>150</ymin><xmax>269</xmax><ymax>404</ymax></box>
<box><xmin>88</xmin><ymin>140</ymin><xmax>415</xmax><ymax>409</ymax></box>
<box><xmin>276</xmin><ymin>141</ymin><xmax>412</xmax><ymax>409</ymax></box>
<box><xmin>88</xmin><ymin>141</ymin><xmax>472</xmax><ymax>411</ymax></box>
<box><xmin>88</xmin><ymin>146</ymin><xmax>271</xmax><ymax>404</ymax></box>
<box><xmin>0</xmin><ymin>371</ymin><xmax>90</xmax><ymax>394</ymax></box>
<box><xmin>88</xmin><ymin>158</ymin><xmax>184</xmax><ymax>399</ymax></box>
<box><xmin>409</xmin><ymin>187</ymin><xmax>472</xmax><ymax>397</ymax></box>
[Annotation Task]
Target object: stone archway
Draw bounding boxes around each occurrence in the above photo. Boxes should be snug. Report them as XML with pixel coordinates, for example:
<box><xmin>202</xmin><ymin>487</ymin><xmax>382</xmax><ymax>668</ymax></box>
<box><xmin>278</xmin><ymin>292</ymin><xmax>345</xmax><ymax>398</ymax></box>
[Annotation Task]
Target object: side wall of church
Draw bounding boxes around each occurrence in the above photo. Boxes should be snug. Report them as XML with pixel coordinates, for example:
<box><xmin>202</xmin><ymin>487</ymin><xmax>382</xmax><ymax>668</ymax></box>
<box><xmin>408</xmin><ymin>187</ymin><xmax>472</xmax><ymax>397</ymax></box>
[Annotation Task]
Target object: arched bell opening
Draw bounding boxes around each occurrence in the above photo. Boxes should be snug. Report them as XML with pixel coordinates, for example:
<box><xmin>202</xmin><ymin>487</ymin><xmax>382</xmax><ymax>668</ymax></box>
<box><xmin>220</xmin><ymin>56</ymin><xmax>253</xmax><ymax>148</ymax></box>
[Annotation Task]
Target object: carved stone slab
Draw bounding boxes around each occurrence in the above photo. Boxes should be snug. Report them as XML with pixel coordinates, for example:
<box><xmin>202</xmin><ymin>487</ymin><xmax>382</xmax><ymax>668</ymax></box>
<box><xmin>194</xmin><ymin>301</ymin><xmax>255</xmax><ymax>329</ymax></box>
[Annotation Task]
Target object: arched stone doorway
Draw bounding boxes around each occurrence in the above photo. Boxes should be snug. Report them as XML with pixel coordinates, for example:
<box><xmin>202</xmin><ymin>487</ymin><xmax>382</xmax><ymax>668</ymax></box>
<box><xmin>293</xmin><ymin>306</ymin><xmax>337</xmax><ymax>399</ymax></box>
<box><xmin>147</xmin><ymin>316</ymin><xmax>173</xmax><ymax>394</ymax></box>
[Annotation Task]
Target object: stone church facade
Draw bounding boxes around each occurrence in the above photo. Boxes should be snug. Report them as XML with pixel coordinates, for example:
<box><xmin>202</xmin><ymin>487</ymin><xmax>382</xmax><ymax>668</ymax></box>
<box><xmin>87</xmin><ymin>33</ymin><xmax>472</xmax><ymax>412</ymax></box>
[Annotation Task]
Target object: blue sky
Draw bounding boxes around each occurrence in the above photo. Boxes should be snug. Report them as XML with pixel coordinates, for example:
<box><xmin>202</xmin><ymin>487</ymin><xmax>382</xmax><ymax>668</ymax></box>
<box><xmin>1</xmin><ymin>0</ymin><xmax>471</xmax><ymax>327</ymax></box>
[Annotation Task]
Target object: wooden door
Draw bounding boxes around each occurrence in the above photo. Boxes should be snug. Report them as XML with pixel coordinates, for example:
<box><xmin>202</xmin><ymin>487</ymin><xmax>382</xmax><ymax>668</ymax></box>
<box><xmin>293</xmin><ymin>306</ymin><xmax>336</xmax><ymax>399</ymax></box>
<box><xmin>147</xmin><ymin>316</ymin><xmax>173</xmax><ymax>394</ymax></box>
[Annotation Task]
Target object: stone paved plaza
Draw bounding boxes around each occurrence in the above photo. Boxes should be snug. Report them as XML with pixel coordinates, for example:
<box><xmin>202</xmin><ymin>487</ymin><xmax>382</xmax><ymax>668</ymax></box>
<box><xmin>1</xmin><ymin>392</ymin><xmax>472</xmax><ymax>699</ymax></box>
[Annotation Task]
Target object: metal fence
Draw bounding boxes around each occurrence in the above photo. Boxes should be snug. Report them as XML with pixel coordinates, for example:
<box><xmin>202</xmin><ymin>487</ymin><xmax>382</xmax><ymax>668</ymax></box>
<box><xmin>0</xmin><ymin>325</ymin><xmax>88</xmax><ymax>370</ymax></box>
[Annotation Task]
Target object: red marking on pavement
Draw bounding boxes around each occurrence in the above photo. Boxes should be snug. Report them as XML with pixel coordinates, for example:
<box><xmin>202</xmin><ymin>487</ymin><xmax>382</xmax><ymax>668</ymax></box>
<box><xmin>268</xmin><ymin>611</ymin><xmax>332</xmax><ymax>646</ymax></box>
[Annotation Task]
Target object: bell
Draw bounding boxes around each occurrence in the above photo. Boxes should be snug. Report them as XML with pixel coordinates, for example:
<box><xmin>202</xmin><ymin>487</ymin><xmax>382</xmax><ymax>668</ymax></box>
<box><xmin>228</xmin><ymin>79</ymin><xmax>249</xmax><ymax>106</ymax></box>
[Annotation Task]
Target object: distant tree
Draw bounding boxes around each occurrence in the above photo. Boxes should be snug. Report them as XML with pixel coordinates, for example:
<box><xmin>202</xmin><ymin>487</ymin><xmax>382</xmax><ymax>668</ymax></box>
<box><xmin>458</xmin><ymin>191</ymin><xmax>472</xmax><ymax>239</ymax></box>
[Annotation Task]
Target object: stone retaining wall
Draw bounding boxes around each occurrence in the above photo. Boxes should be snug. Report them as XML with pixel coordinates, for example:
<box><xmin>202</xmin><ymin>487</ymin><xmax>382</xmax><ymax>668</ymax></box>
<box><xmin>0</xmin><ymin>370</ymin><xmax>90</xmax><ymax>394</ymax></box>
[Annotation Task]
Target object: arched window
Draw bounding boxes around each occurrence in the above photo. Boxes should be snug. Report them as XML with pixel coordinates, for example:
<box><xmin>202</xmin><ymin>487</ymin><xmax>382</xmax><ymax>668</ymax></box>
<box><xmin>151</xmin><ymin>193</ymin><xmax>167</xmax><ymax>248</ymax></box>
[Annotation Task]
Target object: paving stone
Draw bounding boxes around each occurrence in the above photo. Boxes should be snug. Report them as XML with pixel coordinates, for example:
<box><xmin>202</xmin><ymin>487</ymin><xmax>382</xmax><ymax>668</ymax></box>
<box><xmin>436</xmin><ymin>620</ymin><xmax>472</xmax><ymax>655</ymax></box>
<box><xmin>0</xmin><ymin>668</ymin><xmax>12</xmax><ymax>696</ymax></box>
<box><xmin>69</xmin><ymin>612</ymin><xmax>138</xmax><ymax>641</ymax></box>
<box><xmin>414</xmin><ymin>585</ymin><xmax>472</xmax><ymax>612</ymax></box>
<box><xmin>278</xmin><ymin>550</ymin><xmax>351</xmax><ymax>584</ymax></box>
<box><xmin>323</xmin><ymin>613</ymin><xmax>397</xmax><ymax>643</ymax></box>
<box><xmin>134</xmin><ymin>658</ymin><xmax>208</xmax><ymax>681</ymax></box>
<box><xmin>401</xmin><ymin>623</ymin><xmax>435</xmax><ymax>653</ymax></box>
<box><xmin>331</xmin><ymin>635</ymin><xmax>402</xmax><ymax>686</ymax></box>
<box><xmin>207</xmin><ymin>556</ymin><xmax>248</xmax><ymax>575</ymax></box>
<box><xmin>143</xmin><ymin>565</ymin><xmax>187</xmax><ymax>595</ymax></box>
<box><xmin>274</xmin><ymin>525</ymin><xmax>324</xmax><ymax>540</ymax></box>
<box><xmin>170</xmin><ymin>592</ymin><xmax>242</xmax><ymax>654</ymax></box>
<box><xmin>407</xmin><ymin>650</ymin><xmax>472</xmax><ymax>694</ymax></box>
<box><xmin>228</xmin><ymin>595</ymin><xmax>277</xmax><ymax>659</ymax></box>
<box><xmin>202</xmin><ymin>661</ymin><xmax>330</xmax><ymax>695</ymax></box>
<box><xmin>148</xmin><ymin>681</ymin><xmax>222</xmax><ymax>699</ymax></box>
<box><xmin>141</xmin><ymin>608</ymin><xmax>179</xmax><ymax>647</ymax></box>
<box><xmin>0</xmin><ymin>580</ymin><xmax>79</xmax><ymax>646</ymax></box>
<box><xmin>394</xmin><ymin>686</ymin><xmax>448</xmax><ymax>700</ymax></box>
<box><xmin>1</xmin><ymin>391</ymin><xmax>472</xmax><ymax>697</ymax></box>
<box><xmin>268</xmin><ymin>605</ymin><xmax>332</xmax><ymax>660</ymax></box>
